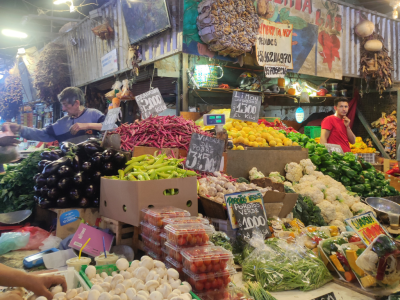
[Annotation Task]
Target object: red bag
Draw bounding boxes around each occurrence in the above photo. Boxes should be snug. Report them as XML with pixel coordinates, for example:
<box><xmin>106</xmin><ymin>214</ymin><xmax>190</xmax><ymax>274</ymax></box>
<box><xmin>12</xmin><ymin>226</ymin><xmax>50</xmax><ymax>250</ymax></box>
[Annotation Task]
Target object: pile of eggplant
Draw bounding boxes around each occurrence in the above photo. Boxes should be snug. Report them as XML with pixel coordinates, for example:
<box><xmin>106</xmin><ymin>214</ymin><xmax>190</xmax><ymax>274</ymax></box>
<box><xmin>33</xmin><ymin>138</ymin><xmax>126</xmax><ymax>209</ymax></box>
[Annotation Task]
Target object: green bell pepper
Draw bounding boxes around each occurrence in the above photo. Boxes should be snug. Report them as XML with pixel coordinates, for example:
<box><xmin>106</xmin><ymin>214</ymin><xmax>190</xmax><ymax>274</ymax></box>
<box><xmin>315</xmin><ymin>147</ymin><xmax>329</xmax><ymax>155</ymax></box>
<box><xmin>351</xmin><ymin>184</ymin><xmax>365</xmax><ymax>193</ymax></box>
<box><xmin>320</xmin><ymin>168</ymin><xmax>327</xmax><ymax>173</ymax></box>
<box><xmin>343</xmin><ymin>154</ymin><xmax>357</xmax><ymax>163</ymax></box>
<box><xmin>310</xmin><ymin>155</ymin><xmax>322</xmax><ymax>165</ymax></box>
<box><xmin>326</xmin><ymin>165</ymin><xmax>341</xmax><ymax>174</ymax></box>
<box><xmin>355</xmin><ymin>175</ymin><xmax>366</xmax><ymax>184</ymax></box>
<box><xmin>341</xmin><ymin>166</ymin><xmax>357</xmax><ymax>178</ymax></box>
<box><xmin>350</xmin><ymin>161</ymin><xmax>363</xmax><ymax>173</ymax></box>
<box><xmin>320</xmin><ymin>153</ymin><xmax>332</xmax><ymax>162</ymax></box>
<box><xmin>321</xmin><ymin>160</ymin><xmax>335</xmax><ymax>168</ymax></box>
<box><xmin>362</xmin><ymin>162</ymin><xmax>374</xmax><ymax>170</ymax></box>
<box><xmin>341</xmin><ymin>176</ymin><xmax>351</xmax><ymax>186</ymax></box>
<box><xmin>332</xmin><ymin>151</ymin><xmax>344</xmax><ymax>160</ymax></box>
<box><xmin>327</xmin><ymin>172</ymin><xmax>337</xmax><ymax>179</ymax></box>
<box><xmin>300</xmin><ymin>135</ymin><xmax>310</xmax><ymax>144</ymax></box>
<box><xmin>377</xmin><ymin>173</ymin><xmax>385</xmax><ymax>180</ymax></box>
<box><xmin>305</xmin><ymin>142</ymin><xmax>315</xmax><ymax>153</ymax></box>
<box><xmin>346</xmin><ymin>186</ymin><xmax>352</xmax><ymax>192</ymax></box>
<box><xmin>316</xmin><ymin>144</ymin><xmax>325</xmax><ymax>148</ymax></box>
<box><xmin>337</xmin><ymin>160</ymin><xmax>351</xmax><ymax>168</ymax></box>
<box><xmin>361</xmin><ymin>170</ymin><xmax>374</xmax><ymax>180</ymax></box>
<box><xmin>364</xmin><ymin>178</ymin><xmax>370</xmax><ymax>184</ymax></box>
<box><xmin>364</xmin><ymin>183</ymin><xmax>372</xmax><ymax>192</ymax></box>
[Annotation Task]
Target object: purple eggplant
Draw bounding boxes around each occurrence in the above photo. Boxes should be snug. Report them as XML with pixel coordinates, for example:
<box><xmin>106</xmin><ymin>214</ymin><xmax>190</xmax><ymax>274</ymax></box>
<box><xmin>92</xmin><ymin>197</ymin><xmax>100</xmax><ymax>208</ymax></box>
<box><xmin>33</xmin><ymin>195</ymin><xmax>39</xmax><ymax>204</ymax></box>
<box><xmin>40</xmin><ymin>151</ymin><xmax>52</xmax><ymax>160</ymax></box>
<box><xmin>47</xmin><ymin>174</ymin><xmax>59</xmax><ymax>188</ymax></box>
<box><xmin>85</xmin><ymin>184</ymin><xmax>96</xmax><ymax>198</ymax></box>
<box><xmin>47</xmin><ymin>188</ymin><xmax>59</xmax><ymax>200</ymax></box>
<box><xmin>69</xmin><ymin>188</ymin><xmax>80</xmax><ymax>201</ymax></box>
<box><xmin>36</xmin><ymin>175</ymin><xmax>47</xmax><ymax>187</ymax></box>
<box><xmin>72</xmin><ymin>155</ymin><xmax>80</xmax><ymax>172</ymax></box>
<box><xmin>58</xmin><ymin>177</ymin><xmax>72</xmax><ymax>190</ymax></box>
<box><xmin>87</xmin><ymin>137</ymin><xmax>101</xmax><ymax>145</ymax></box>
<box><xmin>41</xmin><ymin>186</ymin><xmax>50</xmax><ymax>197</ymax></box>
<box><xmin>113</xmin><ymin>152</ymin><xmax>126</xmax><ymax>168</ymax></box>
<box><xmin>102</xmin><ymin>162</ymin><xmax>115</xmax><ymax>176</ymax></box>
<box><xmin>57</xmin><ymin>197</ymin><xmax>70</xmax><ymax>208</ymax></box>
<box><xmin>33</xmin><ymin>173</ymin><xmax>41</xmax><ymax>181</ymax></box>
<box><xmin>102</xmin><ymin>149</ymin><xmax>117</xmax><ymax>162</ymax></box>
<box><xmin>60</xmin><ymin>142</ymin><xmax>77</xmax><ymax>155</ymax></box>
<box><xmin>58</xmin><ymin>165</ymin><xmax>72</xmax><ymax>177</ymax></box>
<box><xmin>91</xmin><ymin>155</ymin><xmax>102</xmax><ymax>168</ymax></box>
<box><xmin>92</xmin><ymin>171</ymin><xmax>102</xmax><ymax>183</ymax></box>
<box><xmin>34</xmin><ymin>186</ymin><xmax>41</xmax><ymax>196</ymax></box>
<box><xmin>38</xmin><ymin>160</ymin><xmax>51</xmax><ymax>172</ymax></box>
<box><xmin>79</xmin><ymin>197</ymin><xmax>91</xmax><ymax>208</ymax></box>
<box><xmin>42</xmin><ymin>157</ymin><xmax>71</xmax><ymax>178</ymax></box>
<box><xmin>84</xmin><ymin>143</ymin><xmax>103</xmax><ymax>156</ymax></box>
<box><xmin>73</xmin><ymin>173</ymin><xmax>85</xmax><ymax>187</ymax></box>
<box><xmin>81</xmin><ymin>161</ymin><xmax>93</xmax><ymax>173</ymax></box>
<box><xmin>38</xmin><ymin>197</ymin><xmax>53</xmax><ymax>209</ymax></box>
<box><xmin>49</xmin><ymin>151</ymin><xmax>61</xmax><ymax>161</ymax></box>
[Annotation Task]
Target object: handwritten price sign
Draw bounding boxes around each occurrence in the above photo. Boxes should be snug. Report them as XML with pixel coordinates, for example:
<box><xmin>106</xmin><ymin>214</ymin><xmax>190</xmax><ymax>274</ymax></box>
<box><xmin>136</xmin><ymin>88</ymin><xmax>167</xmax><ymax>119</ymax></box>
<box><xmin>230</xmin><ymin>91</ymin><xmax>261</xmax><ymax>123</ymax></box>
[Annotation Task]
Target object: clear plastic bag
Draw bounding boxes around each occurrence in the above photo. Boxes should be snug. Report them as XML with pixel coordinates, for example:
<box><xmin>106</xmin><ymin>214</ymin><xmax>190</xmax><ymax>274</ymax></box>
<box><xmin>39</xmin><ymin>234</ymin><xmax>62</xmax><ymax>251</ymax></box>
<box><xmin>13</xmin><ymin>226</ymin><xmax>50</xmax><ymax>250</ymax></box>
<box><xmin>242</xmin><ymin>230</ymin><xmax>332</xmax><ymax>292</ymax></box>
<box><xmin>0</xmin><ymin>232</ymin><xmax>30</xmax><ymax>255</ymax></box>
<box><xmin>116</xmin><ymin>79</ymin><xmax>134</xmax><ymax>100</ymax></box>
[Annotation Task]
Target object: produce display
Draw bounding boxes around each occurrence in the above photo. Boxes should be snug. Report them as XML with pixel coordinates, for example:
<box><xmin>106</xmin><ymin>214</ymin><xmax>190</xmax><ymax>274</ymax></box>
<box><xmin>371</xmin><ymin>111</ymin><xmax>397</xmax><ymax>158</ymax></box>
<box><xmin>164</xmin><ymin>223</ymin><xmax>214</xmax><ymax>247</ymax></box>
<box><xmin>113</xmin><ymin>116</ymin><xmax>212</xmax><ymax>151</ymax></box>
<box><xmin>34</xmin><ymin>139</ymin><xmax>125</xmax><ymax>209</ymax></box>
<box><xmin>0</xmin><ymin>150</ymin><xmax>44</xmax><ymax>213</ymax></box>
<box><xmin>183</xmin><ymin>267</ymin><xmax>235</xmax><ymax>293</ymax></box>
<box><xmin>257</xmin><ymin>119</ymin><xmax>297</xmax><ymax>134</ymax></box>
<box><xmin>209</xmin><ymin>231</ymin><xmax>233</xmax><ymax>252</ymax></box>
<box><xmin>308</xmin><ymin>144</ymin><xmax>399</xmax><ymax>197</ymax></box>
<box><xmin>350</xmin><ymin>137</ymin><xmax>376</xmax><ymax>154</ymax></box>
<box><xmin>246</xmin><ymin>282</ymin><xmax>277</xmax><ymax>300</ymax></box>
<box><xmin>162</xmin><ymin>217</ymin><xmax>209</xmax><ymax>230</ymax></box>
<box><xmin>142</xmin><ymin>207</ymin><xmax>191</xmax><ymax>228</ymax></box>
<box><xmin>198</xmin><ymin>172</ymin><xmax>274</xmax><ymax>204</ymax></box>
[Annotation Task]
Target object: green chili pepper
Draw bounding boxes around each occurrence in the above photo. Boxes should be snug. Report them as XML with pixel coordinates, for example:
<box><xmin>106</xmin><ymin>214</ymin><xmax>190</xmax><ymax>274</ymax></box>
<box><xmin>128</xmin><ymin>174</ymin><xmax>137</xmax><ymax>181</ymax></box>
<box><xmin>143</xmin><ymin>161</ymin><xmax>170</xmax><ymax>170</ymax></box>
<box><xmin>118</xmin><ymin>170</ymin><xmax>125</xmax><ymax>180</ymax></box>
<box><xmin>137</xmin><ymin>174</ymin><xmax>145</xmax><ymax>181</ymax></box>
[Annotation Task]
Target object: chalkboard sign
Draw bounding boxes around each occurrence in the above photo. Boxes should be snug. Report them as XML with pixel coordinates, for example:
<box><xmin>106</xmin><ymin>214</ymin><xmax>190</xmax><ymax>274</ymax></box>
<box><xmin>325</xmin><ymin>143</ymin><xmax>344</xmax><ymax>154</ymax></box>
<box><xmin>185</xmin><ymin>133</ymin><xmax>224</xmax><ymax>173</ymax></box>
<box><xmin>230</xmin><ymin>91</ymin><xmax>262</xmax><ymax>123</ymax></box>
<box><xmin>225</xmin><ymin>190</ymin><xmax>270</xmax><ymax>239</ymax></box>
<box><xmin>311</xmin><ymin>292</ymin><xmax>336</xmax><ymax>300</ymax></box>
<box><xmin>136</xmin><ymin>88</ymin><xmax>167</xmax><ymax>119</ymax></box>
<box><xmin>101</xmin><ymin>107</ymin><xmax>121</xmax><ymax>131</ymax></box>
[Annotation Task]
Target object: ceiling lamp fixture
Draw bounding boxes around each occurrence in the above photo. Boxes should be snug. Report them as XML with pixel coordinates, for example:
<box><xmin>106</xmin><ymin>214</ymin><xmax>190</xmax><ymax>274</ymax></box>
<box><xmin>53</xmin><ymin>0</ymin><xmax>75</xmax><ymax>12</ymax></box>
<box><xmin>391</xmin><ymin>1</ymin><xmax>400</xmax><ymax>19</ymax></box>
<box><xmin>2</xmin><ymin>29</ymin><xmax>28</xmax><ymax>38</ymax></box>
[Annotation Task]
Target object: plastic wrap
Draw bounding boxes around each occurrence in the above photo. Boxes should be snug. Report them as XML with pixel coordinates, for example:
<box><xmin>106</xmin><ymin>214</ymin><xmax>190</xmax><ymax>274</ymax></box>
<box><xmin>116</xmin><ymin>79</ymin><xmax>134</xmax><ymax>100</ymax></box>
<box><xmin>319</xmin><ymin>236</ymin><xmax>350</xmax><ymax>280</ymax></box>
<box><xmin>242</xmin><ymin>231</ymin><xmax>332</xmax><ymax>292</ymax></box>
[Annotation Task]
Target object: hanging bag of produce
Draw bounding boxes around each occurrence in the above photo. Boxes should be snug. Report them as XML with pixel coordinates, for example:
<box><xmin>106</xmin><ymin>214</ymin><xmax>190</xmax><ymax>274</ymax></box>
<box><xmin>116</xmin><ymin>79</ymin><xmax>135</xmax><ymax>100</ymax></box>
<box><xmin>105</xmin><ymin>80</ymin><xmax>122</xmax><ymax>100</ymax></box>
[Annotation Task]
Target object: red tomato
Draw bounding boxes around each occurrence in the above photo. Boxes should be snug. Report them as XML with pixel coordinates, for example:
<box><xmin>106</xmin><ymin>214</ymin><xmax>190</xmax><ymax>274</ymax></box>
<box><xmin>195</xmin><ymin>282</ymin><xmax>204</xmax><ymax>291</ymax></box>
<box><xmin>190</xmin><ymin>263</ymin><xmax>197</xmax><ymax>273</ymax></box>
<box><xmin>349</xmin><ymin>235</ymin><xmax>361</xmax><ymax>243</ymax></box>
<box><xmin>195</xmin><ymin>260</ymin><xmax>203</xmax><ymax>267</ymax></box>
<box><xmin>176</xmin><ymin>252</ymin><xmax>182</xmax><ymax>262</ymax></box>
<box><xmin>220</xmin><ymin>261</ymin><xmax>227</xmax><ymax>270</ymax></box>
<box><xmin>196</xmin><ymin>236</ymin><xmax>203</xmax><ymax>245</ymax></box>
<box><xmin>198</xmin><ymin>264</ymin><xmax>207</xmax><ymax>273</ymax></box>
<box><xmin>216</xmin><ymin>278</ymin><xmax>223</xmax><ymax>288</ymax></box>
<box><xmin>211</xmin><ymin>280</ymin><xmax>218</xmax><ymax>289</ymax></box>
<box><xmin>198</xmin><ymin>273</ymin><xmax>207</xmax><ymax>283</ymax></box>
<box><xmin>223</xmin><ymin>276</ymin><xmax>231</xmax><ymax>285</ymax></box>
<box><xmin>178</xmin><ymin>237</ymin><xmax>186</xmax><ymax>246</ymax></box>
<box><xmin>207</xmin><ymin>273</ymin><xmax>215</xmax><ymax>282</ymax></box>
<box><xmin>213</xmin><ymin>263</ymin><xmax>220</xmax><ymax>272</ymax></box>
<box><xmin>203</xmin><ymin>256</ymin><xmax>212</xmax><ymax>265</ymax></box>
<box><xmin>206</xmin><ymin>264</ymin><xmax>213</xmax><ymax>272</ymax></box>
<box><xmin>204</xmin><ymin>282</ymin><xmax>211</xmax><ymax>290</ymax></box>
<box><xmin>203</xmin><ymin>234</ymin><xmax>209</xmax><ymax>243</ymax></box>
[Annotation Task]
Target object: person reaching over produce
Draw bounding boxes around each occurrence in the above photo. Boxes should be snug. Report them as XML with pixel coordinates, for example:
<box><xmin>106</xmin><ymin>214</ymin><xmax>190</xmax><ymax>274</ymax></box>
<box><xmin>0</xmin><ymin>263</ymin><xmax>66</xmax><ymax>300</ymax></box>
<box><xmin>2</xmin><ymin>87</ymin><xmax>106</xmax><ymax>144</ymax></box>
<box><xmin>320</xmin><ymin>98</ymin><xmax>356</xmax><ymax>152</ymax></box>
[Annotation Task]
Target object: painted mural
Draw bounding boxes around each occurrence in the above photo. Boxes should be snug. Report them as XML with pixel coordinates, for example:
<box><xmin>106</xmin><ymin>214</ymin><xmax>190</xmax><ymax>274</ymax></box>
<box><xmin>183</xmin><ymin>0</ymin><xmax>343</xmax><ymax>79</ymax></box>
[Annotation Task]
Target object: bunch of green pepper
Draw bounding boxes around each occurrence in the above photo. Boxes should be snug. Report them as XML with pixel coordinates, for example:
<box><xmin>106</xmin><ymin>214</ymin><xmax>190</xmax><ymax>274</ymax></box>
<box><xmin>104</xmin><ymin>153</ymin><xmax>197</xmax><ymax>194</ymax></box>
<box><xmin>286</xmin><ymin>132</ymin><xmax>312</xmax><ymax>147</ymax></box>
<box><xmin>308</xmin><ymin>144</ymin><xmax>399</xmax><ymax>198</ymax></box>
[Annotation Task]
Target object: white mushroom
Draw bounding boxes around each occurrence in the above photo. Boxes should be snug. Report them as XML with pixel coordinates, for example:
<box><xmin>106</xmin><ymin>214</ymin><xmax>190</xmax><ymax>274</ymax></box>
<box><xmin>36</xmin><ymin>297</ymin><xmax>47</xmax><ymax>300</ymax></box>
<box><xmin>166</xmin><ymin>269</ymin><xmax>179</xmax><ymax>280</ymax></box>
<box><xmin>172</xmin><ymin>290</ymin><xmax>181</xmax><ymax>295</ymax></box>
<box><xmin>149</xmin><ymin>291</ymin><xmax>163</xmax><ymax>300</ymax></box>
<box><xmin>121</xmin><ymin>271</ymin><xmax>133</xmax><ymax>279</ymax></box>
<box><xmin>78</xmin><ymin>291</ymin><xmax>89</xmax><ymax>300</ymax></box>
<box><xmin>181</xmin><ymin>282</ymin><xmax>191</xmax><ymax>292</ymax></box>
<box><xmin>100</xmin><ymin>283</ymin><xmax>111</xmax><ymax>292</ymax></box>
<box><xmin>111</xmin><ymin>275</ymin><xmax>124</xmax><ymax>289</ymax></box>
<box><xmin>160</xmin><ymin>275</ymin><xmax>168</xmax><ymax>285</ymax></box>
<box><xmin>146</xmin><ymin>270</ymin><xmax>157</xmax><ymax>282</ymax></box>
<box><xmin>120</xmin><ymin>294</ymin><xmax>127</xmax><ymax>300</ymax></box>
<box><xmin>91</xmin><ymin>285</ymin><xmax>104</xmax><ymax>293</ymax></box>
<box><xmin>54</xmin><ymin>292</ymin><xmax>66</xmax><ymax>299</ymax></box>
<box><xmin>177</xmin><ymin>285</ymin><xmax>190</xmax><ymax>294</ymax></box>
<box><xmin>129</xmin><ymin>278</ymin><xmax>141</xmax><ymax>286</ymax></box>
<box><xmin>72</xmin><ymin>297</ymin><xmax>84</xmax><ymax>300</ymax></box>
<box><xmin>168</xmin><ymin>278</ymin><xmax>181</xmax><ymax>290</ymax></box>
<box><xmin>137</xmin><ymin>291</ymin><xmax>149</xmax><ymax>298</ymax></box>
<box><xmin>104</xmin><ymin>277</ymin><xmax>113</xmax><ymax>284</ymax></box>
<box><xmin>182</xmin><ymin>294</ymin><xmax>192</xmax><ymax>300</ymax></box>
<box><xmin>101</xmin><ymin>272</ymin><xmax>108</xmax><ymax>279</ymax></box>
<box><xmin>132</xmin><ymin>296</ymin><xmax>146</xmax><ymax>300</ymax></box>
<box><xmin>156</xmin><ymin>283</ymin><xmax>172</xmax><ymax>299</ymax></box>
<box><xmin>153</xmin><ymin>261</ymin><xmax>165</xmax><ymax>269</ymax></box>
<box><xmin>96</xmin><ymin>274</ymin><xmax>102</xmax><ymax>280</ymax></box>
<box><xmin>115</xmin><ymin>284</ymin><xmax>126</xmax><ymax>295</ymax></box>
<box><xmin>140</xmin><ymin>256</ymin><xmax>151</xmax><ymax>261</ymax></box>
<box><xmin>116</xmin><ymin>258</ymin><xmax>130</xmax><ymax>271</ymax></box>
<box><xmin>155</xmin><ymin>268</ymin><xmax>166</xmax><ymax>278</ymax></box>
<box><xmin>85</xmin><ymin>266</ymin><xmax>97</xmax><ymax>280</ymax></box>
<box><xmin>139</xmin><ymin>257</ymin><xmax>154</xmax><ymax>270</ymax></box>
<box><xmin>125</xmin><ymin>288</ymin><xmax>137</xmax><ymax>300</ymax></box>
<box><xmin>128</xmin><ymin>261</ymin><xmax>140</xmax><ymax>273</ymax></box>
<box><xmin>167</xmin><ymin>294</ymin><xmax>179</xmax><ymax>300</ymax></box>
<box><xmin>134</xmin><ymin>267</ymin><xmax>149</xmax><ymax>282</ymax></box>
<box><xmin>132</xmin><ymin>280</ymin><xmax>146</xmax><ymax>291</ymax></box>
<box><xmin>123</xmin><ymin>280</ymin><xmax>133</xmax><ymax>288</ymax></box>
<box><xmin>98</xmin><ymin>292</ymin><xmax>112</xmax><ymax>300</ymax></box>
<box><xmin>109</xmin><ymin>291</ymin><xmax>115</xmax><ymax>296</ymax></box>
<box><xmin>87</xmin><ymin>290</ymin><xmax>101</xmax><ymax>300</ymax></box>
<box><xmin>112</xmin><ymin>272</ymin><xmax>118</xmax><ymax>277</ymax></box>
<box><xmin>145</xmin><ymin>280</ymin><xmax>159</xmax><ymax>293</ymax></box>
<box><xmin>111</xmin><ymin>296</ymin><xmax>121</xmax><ymax>300</ymax></box>
<box><xmin>66</xmin><ymin>290</ymin><xmax>78</xmax><ymax>300</ymax></box>
<box><xmin>51</xmin><ymin>286</ymin><xmax>63</xmax><ymax>295</ymax></box>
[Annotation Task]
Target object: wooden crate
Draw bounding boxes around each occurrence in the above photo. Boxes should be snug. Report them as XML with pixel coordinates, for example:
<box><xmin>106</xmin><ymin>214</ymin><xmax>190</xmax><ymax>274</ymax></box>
<box><xmin>99</xmin><ymin>217</ymin><xmax>139</xmax><ymax>255</ymax></box>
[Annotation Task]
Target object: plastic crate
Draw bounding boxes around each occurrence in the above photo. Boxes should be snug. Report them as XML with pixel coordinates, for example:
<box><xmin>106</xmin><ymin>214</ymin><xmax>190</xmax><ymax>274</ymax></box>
<box><xmin>211</xmin><ymin>218</ymin><xmax>237</xmax><ymax>240</ymax></box>
<box><xmin>42</xmin><ymin>268</ymin><xmax>89</xmax><ymax>290</ymax></box>
<box><xmin>304</xmin><ymin>126</ymin><xmax>321</xmax><ymax>139</ymax></box>
<box><xmin>356</xmin><ymin>153</ymin><xmax>376</xmax><ymax>164</ymax></box>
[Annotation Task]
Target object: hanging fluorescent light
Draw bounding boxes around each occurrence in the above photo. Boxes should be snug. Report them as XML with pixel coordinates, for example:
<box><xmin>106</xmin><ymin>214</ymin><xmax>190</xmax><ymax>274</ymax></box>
<box><xmin>17</xmin><ymin>48</ymin><xmax>26</xmax><ymax>55</ymax></box>
<box><xmin>393</xmin><ymin>9</ymin><xmax>398</xmax><ymax>19</ymax></box>
<box><xmin>2</xmin><ymin>29</ymin><xmax>28</xmax><ymax>38</ymax></box>
<box><xmin>53</xmin><ymin>0</ymin><xmax>70</xmax><ymax>4</ymax></box>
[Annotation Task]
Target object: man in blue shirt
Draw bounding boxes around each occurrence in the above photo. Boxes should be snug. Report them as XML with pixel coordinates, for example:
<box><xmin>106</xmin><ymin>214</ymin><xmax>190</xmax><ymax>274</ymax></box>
<box><xmin>2</xmin><ymin>87</ymin><xmax>106</xmax><ymax>144</ymax></box>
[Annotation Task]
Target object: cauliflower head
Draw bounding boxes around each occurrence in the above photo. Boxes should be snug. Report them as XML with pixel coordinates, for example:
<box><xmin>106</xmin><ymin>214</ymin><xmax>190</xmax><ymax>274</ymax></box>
<box><xmin>285</xmin><ymin>162</ymin><xmax>303</xmax><ymax>183</ymax></box>
<box><xmin>334</xmin><ymin>202</ymin><xmax>353</xmax><ymax>219</ymax></box>
<box><xmin>269</xmin><ymin>172</ymin><xmax>285</xmax><ymax>183</ymax></box>
<box><xmin>311</xmin><ymin>182</ymin><xmax>327</xmax><ymax>193</ymax></box>
<box><xmin>311</xmin><ymin>171</ymin><xmax>325</xmax><ymax>179</ymax></box>
<box><xmin>317</xmin><ymin>200</ymin><xmax>337</xmax><ymax>222</ymax></box>
<box><xmin>341</xmin><ymin>192</ymin><xmax>358</xmax><ymax>208</ymax></box>
<box><xmin>249</xmin><ymin>167</ymin><xmax>265</xmax><ymax>180</ymax></box>
<box><xmin>325</xmin><ymin>187</ymin><xmax>344</xmax><ymax>203</ymax></box>
<box><xmin>299</xmin><ymin>175</ymin><xmax>317</xmax><ymax>184</ymax></box>
<box><xmin>284</xmin><ymin>181</ymin><xmax>293</xmax><ymax>187</ymax></box>
<box><xmin>301</xmin><ymin>187</ymin><xmax>325</xmax><ymax>205</ymax></box>
<box><xmin>329</xmin><ymin>220</ymin><xmax>346</xmax><ymax>232</ymax></box>
<box><xmin>351</xmin><ymin>202</ymin><xmax>377</xmax><ymax>216</ymax></box>
<box><xmin>300</xmin><ymin>159</ymin><xmax>317</xmax><ymax>175</ymax></box>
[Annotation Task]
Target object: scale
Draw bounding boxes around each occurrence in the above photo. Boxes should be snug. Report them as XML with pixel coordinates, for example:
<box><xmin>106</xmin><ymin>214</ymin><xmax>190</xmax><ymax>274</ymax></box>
<box><xmin>365</xmin><ymin>197</ymin><xmax>400</xmax><ymax>234</ymax></box>
<box><xmin>203</xmin><ymin>114</ymin><xmax>226</xmax><ymax>133</ymax></box>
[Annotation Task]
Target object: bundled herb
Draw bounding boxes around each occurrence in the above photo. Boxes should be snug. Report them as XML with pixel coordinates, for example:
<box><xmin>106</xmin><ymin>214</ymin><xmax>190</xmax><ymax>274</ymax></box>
<box><xmin>0</xmin><ymin>150</ymin><xmax>43</xmax><ymax>212</ymax></box>
<box><xmin>246</xmin><ymin>282</ymin><xmax>277</xmax><ymax>300</ymax></box>
<box><xmin>210</xmin><ymin>231</ymin><xmax>233</xmax><ymax>252</ymax></box>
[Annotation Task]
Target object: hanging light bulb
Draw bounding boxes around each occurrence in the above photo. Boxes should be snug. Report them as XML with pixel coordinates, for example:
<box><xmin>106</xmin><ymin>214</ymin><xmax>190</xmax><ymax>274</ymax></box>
<box><xmin>393</xmin><ymin>8</ymin><xmax>398</xmax><ymax>19</ymax></box>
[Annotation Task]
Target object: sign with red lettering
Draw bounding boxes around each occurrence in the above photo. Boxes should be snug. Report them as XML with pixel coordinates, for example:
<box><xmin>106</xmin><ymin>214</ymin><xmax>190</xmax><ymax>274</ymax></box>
<box><xmin>256</xmin><ymin>20</ymin><xmax>293</xmax><ymax>69</ymax></box>
<box><xmin>345</xmin><ymin>212</ymin><xmax>391</xmax><ymax>245</ymax></box>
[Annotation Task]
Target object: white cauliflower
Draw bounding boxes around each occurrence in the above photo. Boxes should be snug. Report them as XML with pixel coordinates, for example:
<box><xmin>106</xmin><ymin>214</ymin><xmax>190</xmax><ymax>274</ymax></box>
<box><xmin>300</xmin><ymin>159</ymin><xmax>316</xmax><ymax>175</ymax></box>
<box><xmin>283</xmin><ymin>181</ymin><xmax>293</xmax><ymax>187</ymax></box>
<box><xmin>249</xmin><ymin>167</ymin><xmax>265</xmax><ymax>180</ymax></box>
<box><xmin>325</xmin><ymin>187</ymin><xmax>344</xmax><ymax>203</ymax></box>
<box><xmin>334</xmin><ymin>212</ymin><xmax>346</xmax><ymax>222</ymax></box>
<box><xmin>356</xmin><ymin>250</ymin><xmax>379</xmax><ymax>273</ymax></box>
<box><xmin>341</xmin><ymin>193</ymin><xmax>358</xmax><ymax>208</ymax></box>
<box><xmin>285</xmin><ymin>162</ymin><xmax>303</xmax><ymax>183</ymax></box>
<box><xmin>311</xmin><ymin>171</ymin><xmax>325</xmax><ymax>179</ymax></box>
<box><xmin>333</xmin><ymin>202</ymin><xmax>353</xmax><ymax>219</ymax></box>
<box><xmin>299</xmin><ymin>175</ymin><xmax>317</xmax><ymax>184</ymax></box>
<box><xmin>317</xmin><ymin>200</ymin><xmax>337</xmax><ymax>222</ymax></box>
<box><xmin>329</xmin><ymin>220</ymin><xmax>347</xmax><ymax>232</ymax></box>
<box><xmin>301</xmin><ymin>187</ymin><xmax>325</xmax><ymax>205</ymax></box>
<box><xmin>269</xmin><ymin>172</ymin><xmax>285</xmax><ymax>183</ymax></box>
<box><xmin>311</xmin><ymin>182</ymin><xmax>327</xmax><ymax>193</ymax></box>
<box><xmin>351</xmin><ymin>202</ymin><xmax>377</xmax><ymax>216</ymax></box>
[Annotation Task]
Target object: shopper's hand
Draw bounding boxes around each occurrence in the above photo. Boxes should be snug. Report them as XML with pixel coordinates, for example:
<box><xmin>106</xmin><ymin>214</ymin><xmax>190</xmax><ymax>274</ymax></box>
<box><xmin>343</xmin><ymin>116</ymin><xmax>351</xmax><ymax>128</ymax></box>
<box><xmin>69</xmin><ymin>123</ymin><xmax>87</xmax><ymax>135</ymax></box>
<box><xmin>1</xmin><ymin>123</ymin><xmax>21</xmax><ymax>134</ymax></box>
<box><xmin>24</xmin><ymin>274</ymin><xmax>67</xmax><ymax>300</ymax></box>
<box><xmin>0</xmin><ymin>290</ymin><xmax>23</xmax><ymax>300</ymax></box>
<box><xmin>0</xmin><ymin>136</ymin><xmax>20</xmax><ymax>147</ymax></box>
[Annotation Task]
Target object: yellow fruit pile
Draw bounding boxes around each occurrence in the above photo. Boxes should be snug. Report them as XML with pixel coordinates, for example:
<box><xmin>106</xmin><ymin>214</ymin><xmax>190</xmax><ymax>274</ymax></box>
<box><xmin>226</xmin><ymin>120</ymin><xmax>299</xmax><ymax>150</ymax></box>
<box><xmin>350</xmin><ymin>137</ymin><xmax>376</xmax><ymax>154</ymax></box>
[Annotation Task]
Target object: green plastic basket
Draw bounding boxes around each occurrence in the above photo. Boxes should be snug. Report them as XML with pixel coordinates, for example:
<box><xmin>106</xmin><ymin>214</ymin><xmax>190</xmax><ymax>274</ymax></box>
<box><xmin>304</xmin><ymin>126</ymin><xmax>321</xmax><ymax>139</ymax></box>
<box><xmin>79</xmin><ymin>264</ymin><xmax>201</xmax><ymax>300</ymax></box>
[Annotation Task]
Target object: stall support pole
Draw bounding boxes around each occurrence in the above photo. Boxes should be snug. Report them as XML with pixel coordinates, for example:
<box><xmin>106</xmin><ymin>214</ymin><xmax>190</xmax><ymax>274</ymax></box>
<box><xmin>182</xmin><ymin>53</ymin><xmax>189</xmax><ymax>112</ymax></box>
<box><xmin>356</xmin><ymin>108</ymin><xmax>390</xmax><ymax>159</ymax></box>
<box><xmin>397</xmin><ymin>89</ymin><xmax>400</xmax><ymax>160</ymax></box>
<box><xmin>176</xmin><ymin>54</ymin><xmax>182</xmax><ymax>116</ymax></box>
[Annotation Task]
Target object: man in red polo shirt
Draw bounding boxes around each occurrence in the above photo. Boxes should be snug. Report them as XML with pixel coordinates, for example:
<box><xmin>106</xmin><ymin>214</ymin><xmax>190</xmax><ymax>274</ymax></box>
<box><xmin>320</xmin><ymin>98</ymin><xmax>356</xmax><ymax>152</ymax></box>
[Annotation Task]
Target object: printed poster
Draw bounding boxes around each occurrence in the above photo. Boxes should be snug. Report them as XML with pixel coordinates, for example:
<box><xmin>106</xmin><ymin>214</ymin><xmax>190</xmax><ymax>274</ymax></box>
<box><xmin>256</xmin><ymin>20</ymin><xmax>293</xmax><ymax>69</ymax></box>
<box><xmin>345</xmin><ymin>212</ymin><xmax>391</xmax><ymax>245</ymax></box>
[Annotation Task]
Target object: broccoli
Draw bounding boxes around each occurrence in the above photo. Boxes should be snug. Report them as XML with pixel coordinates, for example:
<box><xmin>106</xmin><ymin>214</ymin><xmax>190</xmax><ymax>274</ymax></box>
<box><xmin>292</xmin><ymin>194</ymin><xmax>326</xmax><ymax>226</ymax></box>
